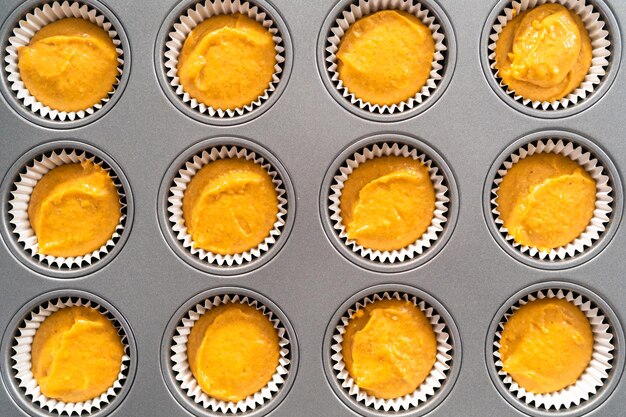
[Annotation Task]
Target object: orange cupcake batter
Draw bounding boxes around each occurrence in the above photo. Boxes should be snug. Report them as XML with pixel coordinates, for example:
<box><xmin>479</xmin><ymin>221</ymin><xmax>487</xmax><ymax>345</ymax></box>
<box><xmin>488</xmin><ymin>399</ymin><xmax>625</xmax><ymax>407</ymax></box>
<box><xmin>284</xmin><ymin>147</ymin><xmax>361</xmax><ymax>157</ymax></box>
<box><xmin>496</xmin><ymin>153</ymin><xmax>596</xmax><ymax>251</ymax></box>
<box><xmin>187</xmin><ymin>303</ymin><xmax>280</xmax><ymax>402</ymax></box>
<box><xmin>28</xmin><ymin>161</ymin><xmax>121</xmax><ymax>258</ymax></box>
<box><xmin>500</xmin><ymin>298</ymin><xmax>593</xmax><ymax>393</ymax></box>
<box><xmin>31</xmin><ymin>306</ymin><xmax>124</xmax><ymax>403</ymax></box>
<box><xmin>177</xmin><ymin>14</ymin><xmax>276</xmax><ymax>110</ymax></box>
<box><xmin>340</xmin><ymin>156</ymin><xmax>435</xmax><ymax>251</ymax></box>
<box><xmin>495</xmin><ymin>4</ymin><xmax>592</xmax><ymax>102</ymax></box>
<box><xmin>18</xmin><ymin>18</ymin><xmax>118</xmax><ymax>112</ymax></box>
<box><xmin>182</xmin><ymin>158</ymin><xmax>278</xmax><ymax>255</ymax></box>
<box><xmin>342</xmin><ymin>299</ymin><xmax>437</xmax><ymax>399</ymax></box>
<box><xmin>337</xmin><ymin>10</ymin><xmax>435</xmax><ymax>106</ymax></box>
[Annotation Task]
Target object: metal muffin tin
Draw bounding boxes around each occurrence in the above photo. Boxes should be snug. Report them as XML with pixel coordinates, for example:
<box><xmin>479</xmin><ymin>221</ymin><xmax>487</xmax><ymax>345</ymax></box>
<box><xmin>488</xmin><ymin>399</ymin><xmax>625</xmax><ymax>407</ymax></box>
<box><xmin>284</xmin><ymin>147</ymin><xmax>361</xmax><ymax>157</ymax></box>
<box><xmin>0</xmin><ymin>0</ymin><xmax>625</xmax><ymax>416</ymax></box>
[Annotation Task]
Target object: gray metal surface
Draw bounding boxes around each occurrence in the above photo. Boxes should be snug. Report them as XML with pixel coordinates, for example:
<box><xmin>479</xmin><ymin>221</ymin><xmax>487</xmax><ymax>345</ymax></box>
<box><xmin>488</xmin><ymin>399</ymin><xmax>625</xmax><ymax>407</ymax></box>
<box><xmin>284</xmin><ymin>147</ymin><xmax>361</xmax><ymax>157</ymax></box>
<box><xmin>0</xmin><ymin>0</ymin><xmax>625</xmax><ymax>416</ymax></box>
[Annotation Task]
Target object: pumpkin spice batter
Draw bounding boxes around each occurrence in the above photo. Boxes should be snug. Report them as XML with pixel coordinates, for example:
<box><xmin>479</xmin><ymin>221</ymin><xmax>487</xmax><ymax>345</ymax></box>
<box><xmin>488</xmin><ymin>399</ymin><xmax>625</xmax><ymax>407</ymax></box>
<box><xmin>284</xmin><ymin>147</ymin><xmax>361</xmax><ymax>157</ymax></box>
<box><xmin>177</xmin><ymin>14</ymin><xmax>276</xmax><ymax>110</ymax></box>
<box><xmin>336</xmin><ymin>10</ymin><xmax>435</xmax><ymax>106</ymax></box>
<box><xmin>28</xmin><ymin>161</ymin><xmax>121</xmax><ymax>258</ymax></box>
<box><xmin>342</xmin><ymin>299</ymin><xmax>437</xmax><ymax>399</ymax></box>
<box><xmin>500</xmin><ymin>298</ymin><xmax>593</xmax><ymax>393</ymax></box>
<box><xmin>187</xmin><ymin>303</ymin><xmax>280</xmax><ymax>402</ymax></box>
<box><xmin>31</xmin><ymin>306</ymin><xmax>124</xmax><ymax>403</ymax></box>
<box><xmin>496</xmin><ymin>153</ymin><xmax>596</xmax><ymax>251</ymax></box>
<box><xmin>494</xmin><ymin>4</ymin><xmax>592</xmax><ymax>102</ymax></box>
<box><xmin>18</xmin><ymin>18</ymin><xmax>118</xmax><ymax>112</ymax></box>
<box><xmin>182</xmin><ymin>158</ymin><xmax>278</xmax><ymax>255</ymax></box>
<box><xmin>340</xmin><ymin>156</ymin><xmax>435</xmax><ymax>252</ymax></box>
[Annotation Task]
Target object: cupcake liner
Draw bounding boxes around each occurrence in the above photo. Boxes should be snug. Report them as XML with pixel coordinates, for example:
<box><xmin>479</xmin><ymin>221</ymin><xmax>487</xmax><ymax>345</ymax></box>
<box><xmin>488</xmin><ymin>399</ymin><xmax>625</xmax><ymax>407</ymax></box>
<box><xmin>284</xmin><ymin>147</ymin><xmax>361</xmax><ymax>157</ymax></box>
<box><xmin>488</xmin><ymin>0</ymin><xmax>611</xmax><ymax>111</ymax></box>
<box><xmin>4</xmin><ymin>1</ymin><xmax>125</xmax><ymax>121</ymax></box>
<box><xmin>328</xmin><ymin>142</ymin><xmax>449</xmax><ymax>263</ymax></box>
<box><xmin>493</xmin><ymin>288</ymin><xmax>615</xmax><ymax>410</ymax></box>
<box><xmin>163</xmin><ymin>0</ymin><xmax>286</xmax><ymax>118</ymax></box>
<box><xmin>324</xmin><ymin>0</ymin><xmax>447</xmax><ymax>114</ymax></box>
<box><xmin>491</xmin><ymin>138</ymin><xmax>613</xmax><ymax>261</ymax></box>
<box><xmin>167</xmin><ymin>145</ymin><xmax>287</xmax><ymax>267</ymax></box>
<box><xmin>10</xmin><ymin>297</ymin><xmax>131</xmax><ymax>416</ymax></box>
<box><xmin>7</xmin><ymin>149</ymin><xmax>127</xmax><ymax>270</ymax></box>
<box><xmin>330</xmin><ymin>291</ymin><xmax>453</xmax><ymax>412</ymax></box>
<box><xmin>170</xmin><ymin>294</ymin><xmax>291</xmax><ymax>414</ymax></box>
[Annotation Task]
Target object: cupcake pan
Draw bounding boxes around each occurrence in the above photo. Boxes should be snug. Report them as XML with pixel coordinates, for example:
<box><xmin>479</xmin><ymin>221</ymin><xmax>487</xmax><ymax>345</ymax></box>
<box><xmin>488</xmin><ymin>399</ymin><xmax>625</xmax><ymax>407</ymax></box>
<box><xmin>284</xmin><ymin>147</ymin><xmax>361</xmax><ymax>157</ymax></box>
<box><xmin>1</xmin><ymin>0</ymin><xmax>626</xmax><ymax>416</ymax></box>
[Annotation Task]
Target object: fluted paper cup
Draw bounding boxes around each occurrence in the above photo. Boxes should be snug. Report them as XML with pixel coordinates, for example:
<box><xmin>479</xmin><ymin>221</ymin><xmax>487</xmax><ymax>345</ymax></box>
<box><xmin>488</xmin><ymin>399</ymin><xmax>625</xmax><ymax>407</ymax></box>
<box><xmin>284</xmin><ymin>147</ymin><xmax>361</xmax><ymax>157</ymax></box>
<box><xmin>11</xmin><ymin>297</ymin><xmax>131</xmax><ymax>415</ymax></box>
<box><xmin>163</xmin><ymin>0</ymin><xmax>285</xmax><ymax>118</ymax></box>
<box><xmin>167</xmin><ymin>145</ymin><xmax>287</xmax><ymax>267</ymax></box>
<box><xmin>4</xmin><ymin>1</ymin><xmax>125</xmax><ymax>121</ymax></box>
<box><xmin>7</xmin><ymin>149</ymin><xmax>127</xmax><ymax>270</ymax></box>
<box><xmin>330</xmin><ymin>291</ymin><xmax>453</xmax><ymax>412</ymax></box>
<box><xmin>491</xmin><ymin>138</ymin><xmax>613</xmax><ymax>261</ymax></box>
<box><xmin>493</xmin><ymin>288</ymin><xmax>614</xmax><ymax>410</ymax></box>
<box><xmin>328</xmin><ymin>142</ymin><xmax>449</xmax><ymax>263</ymax></box>
<box><xmin>488</xmin><ymin>0</ymin><xmax>611</xmax><ymax>111</ymax></box>
<box><xmin>324</xmin><ymin>0</ymin><xmax>447</xmax><ymax>114</ymax></box>
<box><xmin>170</xmin><ymin>293</ymin><xmax>291</xmax><ymax>414</ymax></box>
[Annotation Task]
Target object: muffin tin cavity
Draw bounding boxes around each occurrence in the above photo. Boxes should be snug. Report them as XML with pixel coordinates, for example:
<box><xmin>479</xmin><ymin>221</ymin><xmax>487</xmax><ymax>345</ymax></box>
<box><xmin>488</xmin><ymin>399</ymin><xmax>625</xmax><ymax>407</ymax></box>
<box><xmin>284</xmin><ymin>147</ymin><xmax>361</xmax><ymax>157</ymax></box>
<box><xmin>0</xmin><ymin>290</ymin><xmax>137</xmax><ymax>417</ymax></box>
<box><xmin>0</xmin><ymin>140</ymin><xmax>133</xmax><ymax>279</ymax></box>
<box><xmin>155</xmin><ymin>0</ymin><xmax>292</xmax><ymax>126</ymax></box>
<box><xmin>480</xmin><ymin>0</ymin><xmax>621</xmax><ymax>119</ymax></box>
<box><xmin>0</xmin><ymin>0</ymin><xmax>131</xmax><ymax>129</ymax></box>
<box><xmin>486</xmin><ymin>281</ymin><xmax>624</xmax><ymax>417</ymax></box>
<box><xmin>483</xmin><ymin>130</ymin><xmax>623</xmax><ymax>270</ymax></box>
<box><xmin>160</xmin><ymin>287</ymin><xmax>298</xmax><ymax>417</ymax></box>
<box><xmin>158</xmin><ymin>137</ymin><xmax>295</xmax><ymax>276</ymax></box>
<box><xmin>323</xmin><ymin>284</ymin><xmax>461</xmax><ymax>417</ymax></box>
<box><xmin>317</xmin><ymin>0</ymin><xmax>456</xmax><ymax>122</ymax></box>
<box><xmin>320</xmin><ymin>133</ymin><xmax>458</xmax><ymax>273</ymax></box>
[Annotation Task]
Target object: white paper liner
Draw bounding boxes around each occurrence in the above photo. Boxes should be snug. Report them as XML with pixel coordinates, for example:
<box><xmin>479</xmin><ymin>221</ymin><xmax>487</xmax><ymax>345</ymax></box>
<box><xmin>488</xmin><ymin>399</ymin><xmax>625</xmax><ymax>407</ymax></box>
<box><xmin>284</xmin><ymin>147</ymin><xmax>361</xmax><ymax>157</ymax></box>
<box><xmin>493</xmin><ymin>288</ymin><xmax>615</xmax><ymax>410</ymax></box>
<box><xmin>328</xmin><ymin>142</ymin><xmax>449</xmax><ymax>263</ymax></box>
<box><xmin>7</xmin><ymin>149</ymin><xmax>127</xmax><ymax>269</ymax></box>
<box><xmin>488</xmin><ymin>0</ymin><xmax>611</xmax><ymax>111</ymax></box>
<box><xmin>324</xmin><ymin>0</ymin><xmax>447</xmax><ymax>114</ymax></box>
<box><xmin>11</xmin><ymin>297</ymin><xmax>131</xmax><ymax>416</ymax></box>
<box><xmin>167</xmin><ymin>145</ymin><xmax>287</xmax><ymax>267</ymax></box>
<box><xmin>170</xmin><ymin>294</ymin><xmax>291</xmax><ymax>414</ymax></box>
<box><xmin>491</xmin><ymin>138</ymin><xmax>613</xmax><ymax>261</ymax></box>
<box><xmin>163</xmin><ymin>0</ymin><xmax>285</xmax><ymax>118</ymax></box>
<box><xmin>4</xmin><ymin>1</ymin><xmax>125</xmax><ymax>121</ymax></box>
<box><xmin>330</xmin><ymin>291</ymin><xmax>453</xmax><ymax>412</ymax></box>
